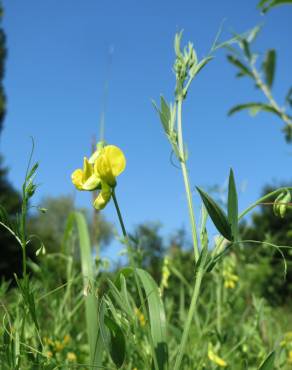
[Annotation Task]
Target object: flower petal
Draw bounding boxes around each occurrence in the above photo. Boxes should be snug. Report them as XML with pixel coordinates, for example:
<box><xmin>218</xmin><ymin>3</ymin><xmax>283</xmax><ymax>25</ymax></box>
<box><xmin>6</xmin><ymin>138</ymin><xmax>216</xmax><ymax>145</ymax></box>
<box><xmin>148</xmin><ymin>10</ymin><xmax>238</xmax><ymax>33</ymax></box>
<box><xmin>93</xmin><ymin>182</ymin><xmax>112</xmax><ymax>210</ymax></box>
<box><xmin>83</xmin><ymin>173</ymin><xmax>101</xmax><ymax>190</ymax></box>
<box><xmin>71</xmin><ymin>169</ymin><xmax>84</xmax><ymax>190</ymax></box>
<box><xmin>82</xmin><ymin>157</ymin><xmax>93</xmax><ymax>181</ymax></box>
<box><xmin>94</xmin><ymin>153</ymin><xmax>116</xmax><ymax>187</ymax></box>
<box><xmin>104</xmin><ymin>145</ymin><xmax>126</xmax><ymax>177</ymax></box>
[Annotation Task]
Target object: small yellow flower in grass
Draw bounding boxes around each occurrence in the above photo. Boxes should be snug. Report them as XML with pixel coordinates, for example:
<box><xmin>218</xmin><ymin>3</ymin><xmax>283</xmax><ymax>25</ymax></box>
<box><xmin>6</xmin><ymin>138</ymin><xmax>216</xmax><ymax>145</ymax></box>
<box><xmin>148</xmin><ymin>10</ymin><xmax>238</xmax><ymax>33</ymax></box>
<box><xmin>288</xmin><ymin>350</ymin><xmax>292</xmax><ymax>364</ymax></box>
<box><xmin>46</xmin><ymin>351</ymin><xmax>53</xmax><ymax>358</ymax></box>
<box><xmin>54</xmin><ymin>340</ymin><xmax>64</xmax><ymax>352</ymax></box>
<box><xmin>208</xmin><ymin>343</ymin><xmax>227</xmax><ymax>368</ymax></box>
<box><xmin>71</xmin><ymin>157</ymin><xmax>100</xmax><ymax>190</ymax></box>
<box><xmin>67</xmin><ymin>351</ymin><xmax>77</xmax><ymax>362</ymax></box>
<box><xmin>63</xmin><ymin>334</ymin><xmax>71</xmax><ymax>345</ymax></box>
<box><xmin>134</xmin><ymin>307</ymin><xmax>146</xmax><ymax>327</ymax></box>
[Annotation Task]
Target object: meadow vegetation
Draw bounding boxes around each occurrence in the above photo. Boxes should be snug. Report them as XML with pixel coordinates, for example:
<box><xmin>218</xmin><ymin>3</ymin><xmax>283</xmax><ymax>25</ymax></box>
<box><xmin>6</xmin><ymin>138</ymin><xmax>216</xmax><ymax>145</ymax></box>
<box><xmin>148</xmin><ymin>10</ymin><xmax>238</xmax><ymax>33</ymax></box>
<box><xmin>1</xmin><ymin>1</ymin><xmax>292</xmax><ymax>369</ymax></box>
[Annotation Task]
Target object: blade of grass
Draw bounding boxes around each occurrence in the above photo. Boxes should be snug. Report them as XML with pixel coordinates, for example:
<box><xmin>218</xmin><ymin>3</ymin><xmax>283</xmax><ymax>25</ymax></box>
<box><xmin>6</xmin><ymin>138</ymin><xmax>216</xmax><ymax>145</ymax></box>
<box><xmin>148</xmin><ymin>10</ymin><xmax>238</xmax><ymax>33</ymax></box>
<box><xmin>74</xmin><ymin>211</ymin><xmax>103</xmax><ymax>368</ymax></box>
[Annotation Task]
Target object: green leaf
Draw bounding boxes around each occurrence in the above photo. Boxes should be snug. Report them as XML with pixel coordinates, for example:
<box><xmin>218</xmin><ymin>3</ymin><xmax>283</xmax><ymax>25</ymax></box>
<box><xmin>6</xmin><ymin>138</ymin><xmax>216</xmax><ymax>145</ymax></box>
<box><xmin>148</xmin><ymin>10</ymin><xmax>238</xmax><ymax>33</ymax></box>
<box><xmin>136</xmin><ymin>268</ymin><xmax>168</xmax><ymax>370</ymax></box>
<box><xmin>242</xmin><ymin>39</ymin><xmax>251</xmax><ymax>60</ymax></box>
<box><xmin>104</xmin><ymin>316</ymin><xmax>126</xmax><ymax>368</ymax></box>
<box><xmin>189</xmin><ymin>56</ymin><xmax>213</xmax><ymax>77</ymax></box>
<box><xmin>263</xmin><ymin>49</ymin><xmax>276</xmax><ymax>89</ymax></box>
<box><xmin>285</xmin><ymin>87</ymin><xmax>292</xmax><ymax>107</ymax></box>
<box><xmin>227</xmin><ymin>55</ymin><xmax>253</xmax><ymax>78</ymax></box>
<box><xmin>228</xmin><ymin>169</ymin><xmax>238</xmax><ymax>241</ymax></box>
<box><xmin>258</xmin><ymin>0</ymin><xmax>292</xmax><ymax>12</ymax></box>
<box><xmin>258</xmin><ymin>351</ymin><xmax>275</xmax><ymax>370</ymax></box>
<box><xmin>258</xmin><ymin>0</ymin><xmax>270</xmax><ymax>8</ymax></box>
<box><xmin>26</xmin><ymin>162</ymin><xmax>39</xmax><ymax>181</ymax></box>
<box><xmin>246</xmin><ymin>25</ymin><xmax>262</xmax><ymax>43</ymax></box>
<box><xmin>228</xmin><ymin>102</ymin><xmax>281</xmax><ymax>117</ymax></box>
<box><xmin>74</xmin><ymin>212</ymin><xmax>103</xmax><ymax>368</ymax></box>
<box><xmin>152</xmin><ymin>96</ymin><xmax>171</xmax><ymax>135</ymax></box>
<box><xmin>196</xmin><ymin>187</ymin><xmax>233</xmax><ymax>240</ymax></box>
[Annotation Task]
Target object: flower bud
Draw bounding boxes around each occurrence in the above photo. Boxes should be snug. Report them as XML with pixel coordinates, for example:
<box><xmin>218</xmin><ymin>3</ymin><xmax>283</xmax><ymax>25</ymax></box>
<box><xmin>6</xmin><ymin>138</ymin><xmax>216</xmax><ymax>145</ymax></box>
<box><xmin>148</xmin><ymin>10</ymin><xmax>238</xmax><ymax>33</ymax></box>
<box><xmin>273</xmin><ymin>189</ymin><xmax>291</xmax><ymax>218</ymax></box>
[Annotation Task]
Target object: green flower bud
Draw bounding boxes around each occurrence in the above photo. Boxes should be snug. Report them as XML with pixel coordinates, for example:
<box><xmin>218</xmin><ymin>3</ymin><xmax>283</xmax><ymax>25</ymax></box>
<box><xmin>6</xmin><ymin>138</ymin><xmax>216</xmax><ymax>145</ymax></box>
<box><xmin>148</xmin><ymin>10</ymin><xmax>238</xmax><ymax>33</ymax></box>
<box><xmin>273</xmin><ymin>190</ymin><xmax>291</xmax><ymax>218</ymax></box>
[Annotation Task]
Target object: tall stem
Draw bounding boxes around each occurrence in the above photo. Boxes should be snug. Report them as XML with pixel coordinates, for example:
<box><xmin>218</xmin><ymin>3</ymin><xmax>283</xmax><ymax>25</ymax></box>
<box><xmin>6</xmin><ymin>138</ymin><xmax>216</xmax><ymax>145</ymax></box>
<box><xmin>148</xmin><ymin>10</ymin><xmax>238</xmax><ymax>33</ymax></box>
<box><xmin>177</xmin><ymin>99</ymin><xmax>200</xmax><ymax>262</ymax></box>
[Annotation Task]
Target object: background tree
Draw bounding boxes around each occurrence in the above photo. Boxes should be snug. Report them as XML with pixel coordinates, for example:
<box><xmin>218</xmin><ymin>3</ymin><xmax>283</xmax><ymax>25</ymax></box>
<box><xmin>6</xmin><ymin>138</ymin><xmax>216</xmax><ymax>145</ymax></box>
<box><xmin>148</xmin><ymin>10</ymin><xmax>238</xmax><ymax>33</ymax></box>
<box><xmin>0</xmin><ymin>2</ymin><xmax>23</xmax><ymax>280</ymax></box>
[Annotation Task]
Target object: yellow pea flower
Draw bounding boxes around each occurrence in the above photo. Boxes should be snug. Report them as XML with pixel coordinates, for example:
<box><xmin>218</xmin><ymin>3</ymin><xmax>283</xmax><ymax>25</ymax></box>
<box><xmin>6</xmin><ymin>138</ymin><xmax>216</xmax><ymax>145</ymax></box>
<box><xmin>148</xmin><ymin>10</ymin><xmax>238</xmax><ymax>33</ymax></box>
<box><xmin>92</xmin><ymin>145</ymin><xmax>126</xmax><ymax>210</ymax></box>
<box><xmin>71</xmin><ymin>157</ymin><xmax>100</xmax><ymax>191</ymax></box>
<box><xmin>94</xmin><ymin>145</ymin><xmax>126</xmax><ymax>187</ymax></box>
<box><xmin>288</xmin><ymin>350</ymin><xmax>292</xmax><ymax>364</ymax></box>
<box><xmin>71</xmin><ymin>144</ymin><xmax>126</xmax><ymax>211</ymax></box>
<box><xmin>208</xmin><ymin>343</ymin><xmax>227</xmax><ymax>368</ymax></box>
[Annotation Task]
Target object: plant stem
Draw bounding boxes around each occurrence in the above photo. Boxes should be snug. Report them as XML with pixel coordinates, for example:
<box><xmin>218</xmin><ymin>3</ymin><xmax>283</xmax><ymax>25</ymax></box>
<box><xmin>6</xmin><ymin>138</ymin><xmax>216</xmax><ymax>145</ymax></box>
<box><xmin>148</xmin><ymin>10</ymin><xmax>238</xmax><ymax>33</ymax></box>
<box><xmin>216</xmin><ymin>272</ymin><xmax>222</xmax><ymax>335</ymax></box>
<box><xmin>112</xmin><ymin>190</ymin><xmax>128</xmax><ymax>239</ymax></box>
<box><xmin>173</xmin><ymin>269</ymin><xmax>203</xmax><ymax>370</ymax></box>
<box><xmin>112</xmin><ymin>189</ymin><xmax>160</xmax><ymax>370</ymax></box>
<box><xmin>20</xmin><ymin>193</ymin><xmax>27</xmax><ymax>278</ymax></box>
<box><xmin>177</xmin><ymin>99</ymin><xmax>200</xmax><ymax>262</ymax></box>
<box><xmin>251</xmin><ymin>66</ymin><xmax>292</xmax><ymax>129</ymax></box>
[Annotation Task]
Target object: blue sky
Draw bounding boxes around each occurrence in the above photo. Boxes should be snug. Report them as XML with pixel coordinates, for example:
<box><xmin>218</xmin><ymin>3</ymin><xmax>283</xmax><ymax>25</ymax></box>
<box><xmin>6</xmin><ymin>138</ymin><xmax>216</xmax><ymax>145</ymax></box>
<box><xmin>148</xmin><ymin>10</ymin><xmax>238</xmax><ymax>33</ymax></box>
<box><xmin>1</xmin><ymin>1</ymin><xmax>292</xmax><ymax>258</ymax></box>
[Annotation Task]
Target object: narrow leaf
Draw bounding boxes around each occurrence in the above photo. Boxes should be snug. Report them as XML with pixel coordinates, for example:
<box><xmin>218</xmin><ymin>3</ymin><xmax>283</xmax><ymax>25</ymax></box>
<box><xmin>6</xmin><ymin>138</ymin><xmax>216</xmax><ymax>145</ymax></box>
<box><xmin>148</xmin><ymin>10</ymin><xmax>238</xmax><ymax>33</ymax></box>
<box><xmin>263</xmin><ymin>49</ymin><xmax>276</xmax><ymax>88</ymax></box>
<box><xmin>190</xmin><ymin>56</ymin><xmax>213</xmax><ymax>77</ymax></box>
<box><xmin>228</xmin><ymin>169</ymin><xmax>238</xmax><ymax>241</ymax></box>
<box><xmin>74</xmin><ymin>212</ymin><xmax>102</xmax><ymax>368</ymax></box>
<box><xmin>285</xmin><ymin>87</ymin><xmax>292</xmax><ymax>107</ymax></box>
<box><xmin>136</xmin><ymin>268</ymin><xmax>168</xmax><ymax>370</ymax></box>
<box><xmin>196</xmin><ymin>187</ymin><xmax>233</xmax><ymax>240</ymax></box>
<box><xmin>258</xmin><ymin>351</ymin><xmax>275</xmax><ymax>370</ymax></box>
<box><xmin>227</xmin><ymin>55</ymin><xmax>253</xmax><ymax>78</ymax></box>
<box><xmin>259</xmin><ymin>0</ymin><xmax>292</xmax><ymax>12</ymax></box>
<box><xmin>104</xmin><ymin>316</ymin><xmax>126</xmax><ymax>368</ymax></box>
<box><xmin>228</xmin><ymin>102</ymin><xmax>281</xmax><ymax>117</ymax></box>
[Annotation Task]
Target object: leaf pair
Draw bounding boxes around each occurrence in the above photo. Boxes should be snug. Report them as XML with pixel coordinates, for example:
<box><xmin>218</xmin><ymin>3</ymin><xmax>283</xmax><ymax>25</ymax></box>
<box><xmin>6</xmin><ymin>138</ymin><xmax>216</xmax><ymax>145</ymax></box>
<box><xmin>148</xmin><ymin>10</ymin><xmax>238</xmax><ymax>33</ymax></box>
<box><xmin>196</xmin><ymin>169</ymin><xmax>238</xmax><ymax>242</ymax></box>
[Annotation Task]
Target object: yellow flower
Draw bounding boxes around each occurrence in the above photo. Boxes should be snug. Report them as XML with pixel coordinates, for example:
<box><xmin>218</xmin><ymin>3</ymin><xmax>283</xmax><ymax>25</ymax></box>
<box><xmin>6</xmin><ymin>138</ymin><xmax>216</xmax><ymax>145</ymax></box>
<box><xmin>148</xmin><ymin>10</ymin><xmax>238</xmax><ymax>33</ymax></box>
<box><xmin>71</xmin><ymin>144</ymin><xmax>126</xmax><ymax>210</ymax></box>
<box><xmin>54</xmin><ymin>340</ymin><xmax>64</xmax><ymax>352</ymax></box>
<box><xmin>288</xmin><ymin>350</ymin><xmax>292</xmax><ymax>364</ymax></box>
<box><xmin>208</xmin><ymin>343</ymin><xmax>227</xmax><ymax>368</ymax></box>
<box><xmin>94</xmin><ymin>145</ymin><xmax>126</xmax><ymax>187</ymax></box>
<box><xmin>67</xmin><ymin>351</ymin><xmax>77</xmax><ymax>362</ymax></box>
<box><xmin>71</xmin><ymin>157</ymin><xmax>100</xmax><ymax>190</ymax></box>
<box><xmin>63</xmin><ymin>334</ymin><xmax>71</xmax><ymax>345</ymax></box>
<box><xmin>93</xmin><ymin>145</ymin><xmax>126</xmax><ymax>210</ymax></box>
<box><xmin>134</xmin><ymin>307</ymin><xmax>146</xmax><ymax>327</ymax></box>
<box><xmin>46</xmin><ymin>351</ymin><xmax>53</xmax><ymax>358</ymax></box>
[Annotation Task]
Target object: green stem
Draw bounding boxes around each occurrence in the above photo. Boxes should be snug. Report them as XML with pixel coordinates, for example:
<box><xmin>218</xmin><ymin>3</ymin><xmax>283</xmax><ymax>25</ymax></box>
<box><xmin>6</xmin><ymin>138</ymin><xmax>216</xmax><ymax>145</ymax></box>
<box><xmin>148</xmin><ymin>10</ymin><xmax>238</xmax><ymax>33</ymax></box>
<box><xmin>20</xmin><ymin>196</ymin><xmax>27</xmax><ymax>278</ymax></box>
<box><xmin>251</xmin><ymin>67</ymin><xmax>292</xmax><ymax>126</ymax></box>
<box><xmin>112</xmin><ymin>190</ymin><xmax>128</xmax><ymax>239</ymax></box>
<box><xmin>216</xmin><ymin>271</ymin><xmax>222</xmax><ymax>335</ymax></box>
<box><xmin>112</xmin><ymin>189</ymin><xmax>160</xmax><ymax>370</ymax></box>
<box><xmin>173</xmin><ymin>269</ymin><xmax>203</xmax><ymax>370</ymax></box>
<box><xmin>177</xmin><ymin>99</ymin><xmax>200</xmax><ymax>262</ymax></box>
